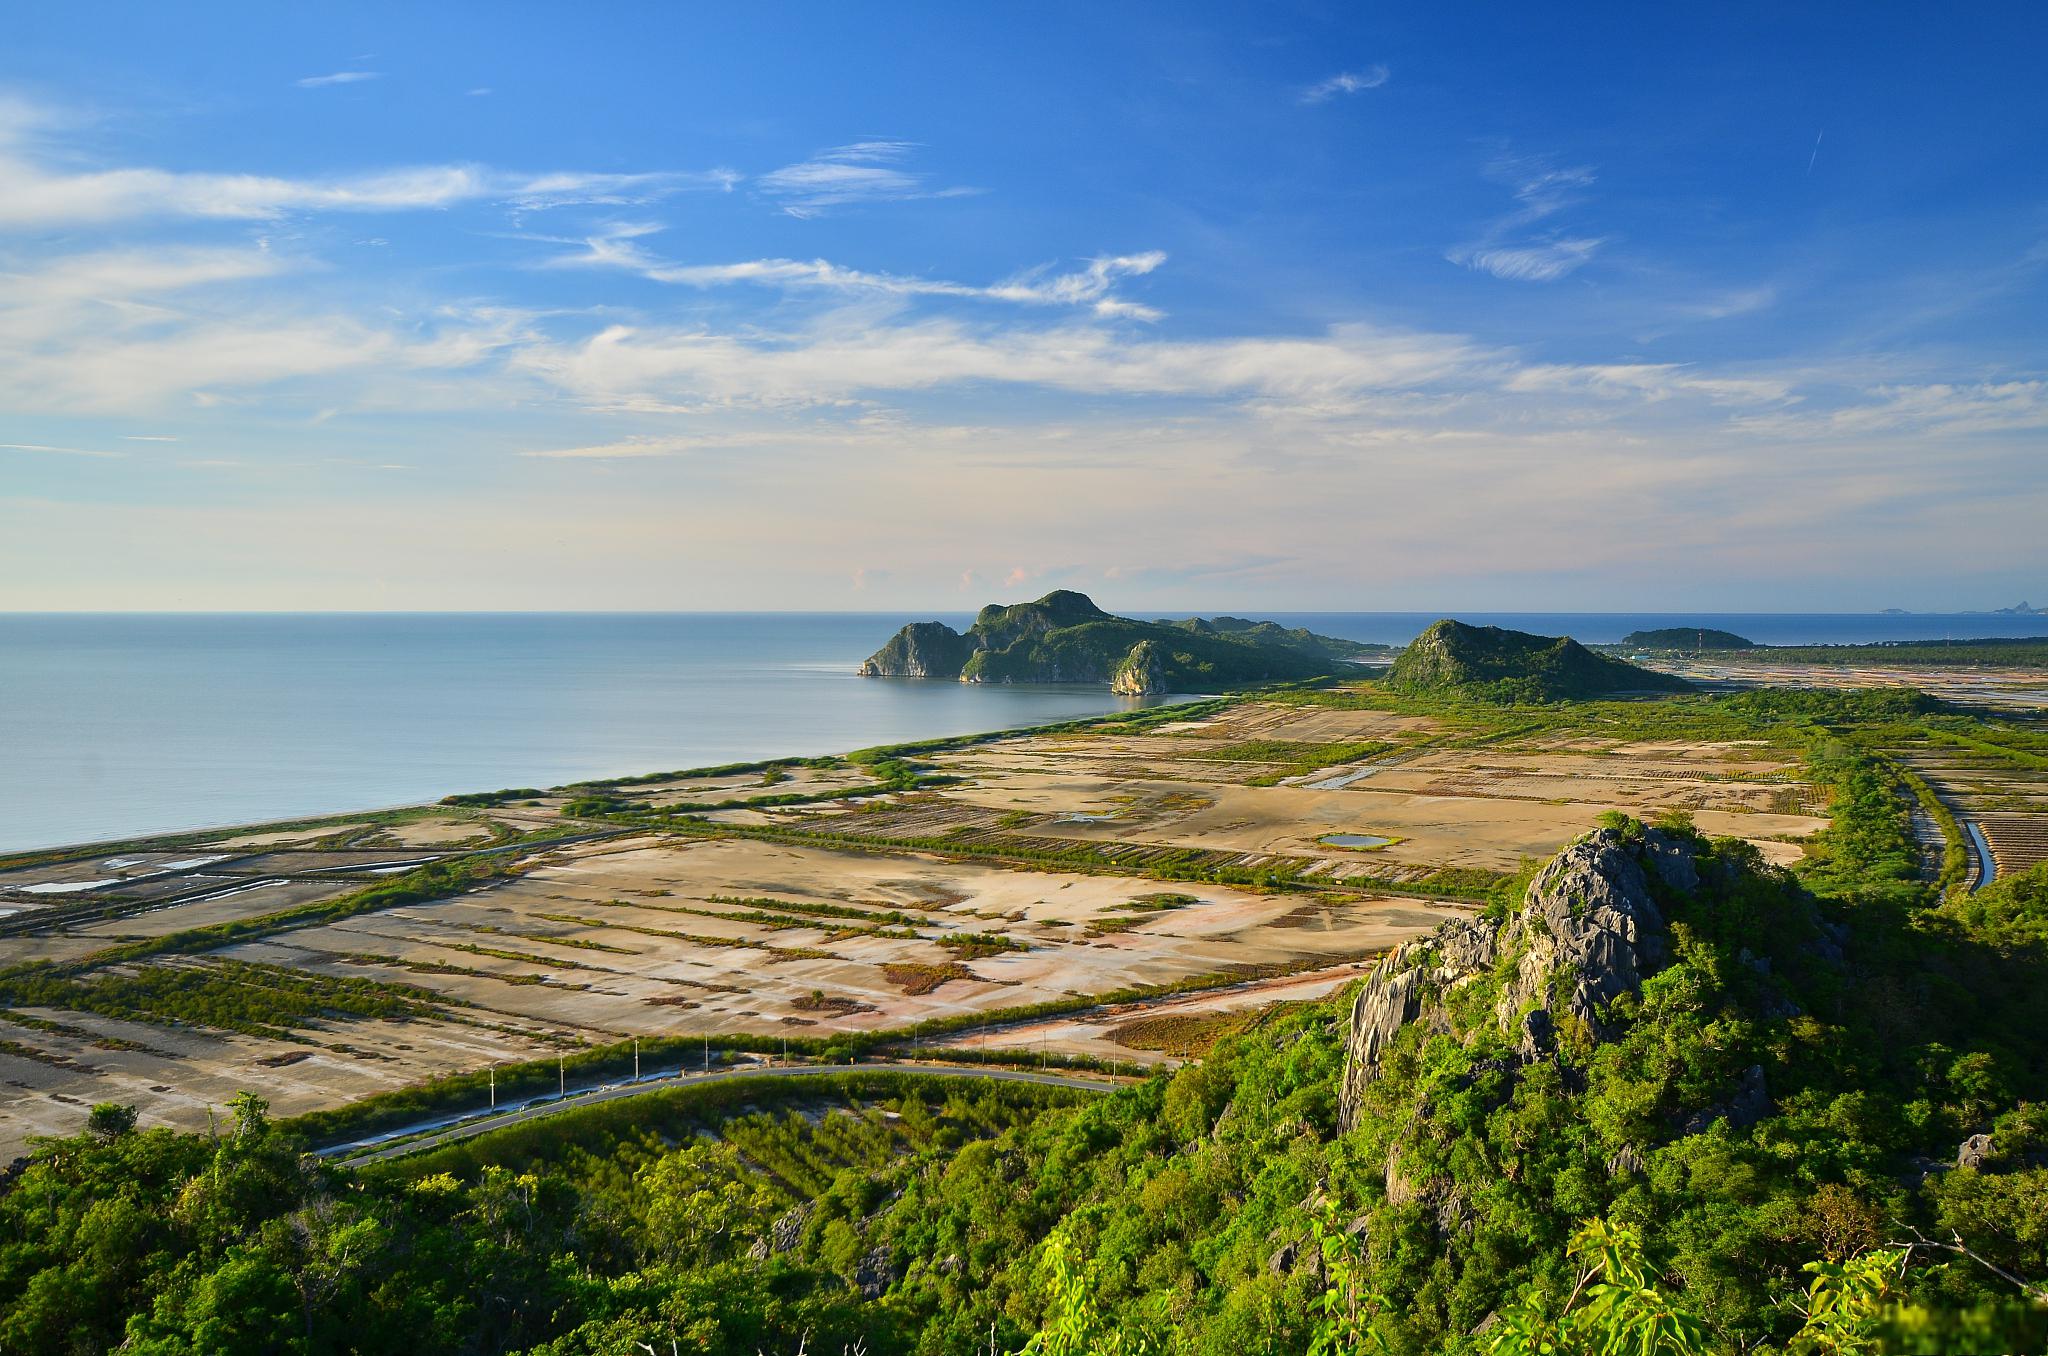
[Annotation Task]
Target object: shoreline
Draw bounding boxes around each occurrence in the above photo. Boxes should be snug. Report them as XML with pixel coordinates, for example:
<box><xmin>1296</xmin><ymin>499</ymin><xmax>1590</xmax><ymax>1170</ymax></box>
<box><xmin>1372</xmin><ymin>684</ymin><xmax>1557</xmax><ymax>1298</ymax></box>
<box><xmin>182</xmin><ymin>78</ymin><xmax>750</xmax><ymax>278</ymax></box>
<box><xmin>0</xmin><ymin>688</ymin><xmax>1216</xmax><ymax>866</ymax></box>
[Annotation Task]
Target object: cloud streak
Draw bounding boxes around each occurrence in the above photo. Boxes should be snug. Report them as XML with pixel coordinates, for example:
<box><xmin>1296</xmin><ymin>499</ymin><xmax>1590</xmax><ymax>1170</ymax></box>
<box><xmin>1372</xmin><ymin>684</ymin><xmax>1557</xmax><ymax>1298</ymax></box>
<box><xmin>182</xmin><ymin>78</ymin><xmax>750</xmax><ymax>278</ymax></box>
<box><xmin>1449</xmin><ymin>159</ymin><xmax>1604</xmax><ymax>283</ymax></box>
<box><xmin>543</xmin><ymin>226</ymin><xmax>1166</xmax><ymax>318</ymax></box>
<box><xmin>514</xmin><ymin>317</ymin><xmax>1494</xmax><ymax>412</ymax></box>
<box><xmin>296</xmin><ymin>71</ymin><xmax>379</xmax><ymax>88</ymax></box>
<box><xmin>756</xmin><ymin>140</ymin><xmax>975</xmax><ymax>217</ymax></box>
<box><xmin>0</xmin><ymin>100</ymin><xmax>729</xmax><ymax>227</ymax></box>
<box><xmin>1301</xmin><ymin>66</ymin><xmax>1389</xmax><ymax>103</ymax></box>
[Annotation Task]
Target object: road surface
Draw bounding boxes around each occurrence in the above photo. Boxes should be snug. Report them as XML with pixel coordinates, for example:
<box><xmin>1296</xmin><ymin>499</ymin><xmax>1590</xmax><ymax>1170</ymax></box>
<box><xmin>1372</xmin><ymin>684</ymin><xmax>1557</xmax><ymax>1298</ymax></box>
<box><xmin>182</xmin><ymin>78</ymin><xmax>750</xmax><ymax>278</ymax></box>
<box><xmin>322</xmin><ymin>1061</ymin><xmax>1124</xmax><ymax>1165</ymax></box>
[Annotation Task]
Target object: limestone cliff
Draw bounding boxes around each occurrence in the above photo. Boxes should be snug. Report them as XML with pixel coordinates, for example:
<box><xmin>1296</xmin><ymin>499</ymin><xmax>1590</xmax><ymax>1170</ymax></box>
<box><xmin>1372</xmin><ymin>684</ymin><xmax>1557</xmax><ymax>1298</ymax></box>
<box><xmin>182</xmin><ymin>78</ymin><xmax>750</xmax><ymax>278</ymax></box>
<box><xmin>1110</xmin><ymin>640</ymin><xmax>1168</xmax><ymax>696</ymax></box>
<box><xmin>1338</xmin><ymin>826</ymin><xmax>1689</xmax><ymax>1132</ymax></box>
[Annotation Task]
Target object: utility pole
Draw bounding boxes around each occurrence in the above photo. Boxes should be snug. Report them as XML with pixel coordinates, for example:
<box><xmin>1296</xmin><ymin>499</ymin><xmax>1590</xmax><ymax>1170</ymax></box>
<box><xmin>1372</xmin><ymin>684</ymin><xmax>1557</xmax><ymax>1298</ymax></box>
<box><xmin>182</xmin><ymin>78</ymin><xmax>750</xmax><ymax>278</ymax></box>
<box><xmin>703</xmin><ymin>1033</ymin><xmax>709</xmax><ymax>1072</ymax></box>
<box><xmin>558</xmin><ymin>1054</ymin><xmax>565</xmax><ymax>1100</ymax></box>
<box><xmin>489</xmin><ymin>1064</ymin><xmax>495</xmax><ymax>1111</ymax></box>
<box><xmin>634</xmin><ymin>1038</ymin><xmax>640</xmax><ymax>1082</ymax></box>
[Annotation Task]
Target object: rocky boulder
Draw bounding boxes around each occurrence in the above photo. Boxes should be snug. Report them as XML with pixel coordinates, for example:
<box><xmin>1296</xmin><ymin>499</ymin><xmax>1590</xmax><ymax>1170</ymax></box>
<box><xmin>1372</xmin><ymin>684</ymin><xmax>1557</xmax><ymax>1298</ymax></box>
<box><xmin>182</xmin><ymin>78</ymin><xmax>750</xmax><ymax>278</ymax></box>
<box><xmin>1500</xmin><ymin>829</ymin><xmax>1668</xmax><ymax>1041</ymax></box>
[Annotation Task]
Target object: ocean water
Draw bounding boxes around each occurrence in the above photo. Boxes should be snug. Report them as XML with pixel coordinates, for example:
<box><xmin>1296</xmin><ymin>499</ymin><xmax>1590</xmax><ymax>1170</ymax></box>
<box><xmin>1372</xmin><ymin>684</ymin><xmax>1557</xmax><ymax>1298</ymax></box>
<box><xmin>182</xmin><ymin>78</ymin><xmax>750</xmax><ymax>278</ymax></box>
<box><xmin>0</xmin><ymin>613</ymin><xmax>1151</xmax><ymax>854</ymax></box>
<box><xmin>4</xmin><ymin>611</ymin><xmax>2045</xmax><ymax>855</ymax></box>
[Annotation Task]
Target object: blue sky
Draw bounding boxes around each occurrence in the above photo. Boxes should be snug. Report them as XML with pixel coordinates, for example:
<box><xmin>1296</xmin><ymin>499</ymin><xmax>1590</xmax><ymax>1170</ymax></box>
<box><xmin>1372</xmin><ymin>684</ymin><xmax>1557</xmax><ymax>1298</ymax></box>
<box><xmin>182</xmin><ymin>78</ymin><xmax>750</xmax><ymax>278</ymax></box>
<box><xmin>2</xmin><ymin>2</ymin><xmax>2043</xmax><ymax>611</ymax></box>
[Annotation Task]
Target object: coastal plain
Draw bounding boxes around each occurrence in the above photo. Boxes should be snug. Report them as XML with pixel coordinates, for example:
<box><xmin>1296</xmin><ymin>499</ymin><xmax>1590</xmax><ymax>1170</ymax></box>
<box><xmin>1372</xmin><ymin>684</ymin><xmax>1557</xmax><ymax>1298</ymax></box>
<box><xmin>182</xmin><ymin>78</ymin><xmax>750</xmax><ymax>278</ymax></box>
<box><xmin>0</xmin><ymin>680</ymin><xmax>1862</xmax><ymax>1157</ymax></box>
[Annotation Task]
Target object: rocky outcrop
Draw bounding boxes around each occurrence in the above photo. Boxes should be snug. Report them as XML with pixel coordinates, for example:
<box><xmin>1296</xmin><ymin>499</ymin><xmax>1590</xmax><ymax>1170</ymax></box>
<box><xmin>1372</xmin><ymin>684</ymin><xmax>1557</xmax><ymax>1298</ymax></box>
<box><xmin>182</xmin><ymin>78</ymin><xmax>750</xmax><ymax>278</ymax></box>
<box><xmin>855</xmin><ymin>1243</ymin><xmax>899</xmax><ymax>1298</ymax></box>
<box><xmin>857</xmin><ymin>621</ymin><xmax>974</xmax><ymax>679</ymax></box>
<box><xmin>748</xmin><ymin>1199</ymin><xmax>816</xmax><ymax>1260</ymax></box>
<box><xmin>1504</xmin><ymin>830</ymin><xmax>1668</xmax><ymax>1041</ymax></box>
<box><xmin>1111</xmin><ymin>640</ymin><xmax>1168</xmax><ymax>696</ymax></box>
<box><xmin>1338</xmin><ymin>827</ymin><xmax>1685</xmax><ymax>1132</ymax></box>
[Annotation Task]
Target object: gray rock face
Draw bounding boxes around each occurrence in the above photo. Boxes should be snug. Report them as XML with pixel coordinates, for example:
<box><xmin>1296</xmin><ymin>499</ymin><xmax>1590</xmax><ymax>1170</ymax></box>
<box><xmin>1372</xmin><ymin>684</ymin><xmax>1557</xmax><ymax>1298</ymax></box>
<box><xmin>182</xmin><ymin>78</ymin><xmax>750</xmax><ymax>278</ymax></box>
<box><xmin>855</xmin><ymin>1243</ymin><xmax>899</xmax><ymax>1298</ymax></box>
<box><xmin>1338</xmin><ymin>827</ymin><xmax>1690</xmax><ymax>1133</ymax></box>
<box><xmin>748</xmin><ymin>1199</ymin><xmax>816</xmax><ymax>1260</ymax></box>
<box><xmin>1338</xmin><ymin>964</ymin><xmax>1436</xmax><ymax>1131</ymax></box>
<box><xmin>1958</xmin><ymin>1133</ymin><xmax>1996</xmax><ymax>1171</ymax></box>
<box><xmin>1501</xmin><ymin>829</ymin><xmax>1668</xmax><ymax>1041</ymax></box>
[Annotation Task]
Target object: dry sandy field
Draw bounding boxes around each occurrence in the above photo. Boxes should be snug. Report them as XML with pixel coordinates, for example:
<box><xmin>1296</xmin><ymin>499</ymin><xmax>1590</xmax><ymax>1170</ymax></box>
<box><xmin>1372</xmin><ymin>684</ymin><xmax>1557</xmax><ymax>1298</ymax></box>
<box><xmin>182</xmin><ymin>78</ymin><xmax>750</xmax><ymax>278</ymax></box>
<box><xmin>0</xmin><ymin>689</ymin><xmax>1846</xmax><ymax>1155</ymax></box>
<box><xmin>1641</xmin><ymin>656</ymin><xmax>2048</xmax><ymax>711</ymax></box>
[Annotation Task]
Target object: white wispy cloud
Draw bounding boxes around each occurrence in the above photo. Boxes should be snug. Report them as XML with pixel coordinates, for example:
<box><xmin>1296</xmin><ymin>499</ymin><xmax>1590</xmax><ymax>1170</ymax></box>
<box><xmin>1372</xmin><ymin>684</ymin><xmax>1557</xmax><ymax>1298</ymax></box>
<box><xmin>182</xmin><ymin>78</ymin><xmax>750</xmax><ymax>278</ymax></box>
<box><xmin>0</xmin><ymin>244</ymin><xmax>534</xmax><ymax>412</ymax></box>
<box><xmin>0</xmin><ymin>99</ymin><xmax>728</xmax><ymax>227</ymax></box>
<box><xmin>1301</xmin><ymin>65</ymin><xmax>1389</xmax><ymax>103</ymax></box>
<box><xmin>757</xmin><ymin>140</ymin><xmax>975</xmax><ymax>217</ymax></box>
<box><xmin>513</xmin><ymin>317</ymin><xmax>1492</xmax><ymax>412</ymax></box>
<box><xmin>544</xmin><ymin>225</ymin><xmax>1166</xmax><ymax>318</ymax></box>
<box><xmin>1449</xmin><ymin>158</ymin><xmax>1604</xmax><ymax>283</ymax></box>
<box><xmin>297</xmin><ymin>71</ymin><xmax>379</xmax><ymax>88</ymax></box>
<box><xmin>1462</xmin><ymin>239</ymin><xmax>1605</xmax><ymax>283</ymax></box>
<box><xmin>1507</xmin><ymin>362</ymin><xmax>1795</xmax><ymax>405</ymax></box>
<box><xmin>1</xmin><ymin>245</ymin><xmax>291</xmax><ymax>303</ymax></box>
<box><xmin>1733</xmin><ymin>380</ymin><xmax>2048</xmax><ymax>438</ymax></box>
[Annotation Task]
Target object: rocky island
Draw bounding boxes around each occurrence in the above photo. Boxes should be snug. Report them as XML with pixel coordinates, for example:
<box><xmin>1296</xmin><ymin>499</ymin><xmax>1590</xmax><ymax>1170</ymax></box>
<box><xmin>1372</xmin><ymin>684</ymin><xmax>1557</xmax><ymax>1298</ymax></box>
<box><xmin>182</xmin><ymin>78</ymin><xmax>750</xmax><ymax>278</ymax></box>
<box><xmin>858</xmin><ymin>590</ymin><xmax>1373</xmax><ymax>694</ymax></box>
<box><xmin>1388</xmin><ymin>618</ymin><xmax>1691</xmax><ymax>701</ymax></box>
<box><xmin>1619</xmin><ymin>626</ymin><xmax>1757</xmax><ymax>650</ymax></box>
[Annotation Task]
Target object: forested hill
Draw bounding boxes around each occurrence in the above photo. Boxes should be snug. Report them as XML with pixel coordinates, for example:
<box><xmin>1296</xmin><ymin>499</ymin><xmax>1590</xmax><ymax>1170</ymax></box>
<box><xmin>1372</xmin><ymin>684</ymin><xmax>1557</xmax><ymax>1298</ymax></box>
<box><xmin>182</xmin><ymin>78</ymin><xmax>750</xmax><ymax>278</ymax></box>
<box><xmin>7</xmin><ymin>771</ymin><xmax>2046</xmax><ymax>1353</ymax></box>
<box><xmin>856</xmin><ymin>591</ymin><xmax>1364</xmax><ymax>694</ymax></box>
<box><xmin>1620</xmin><ymin>627</ymin><xmax>1757</xmax><ymax>649</ymax></box>
<box><xmin>1388</xmin><ymin>618</ymin><xmax>1691</xmax><ymax>701</ymax></box>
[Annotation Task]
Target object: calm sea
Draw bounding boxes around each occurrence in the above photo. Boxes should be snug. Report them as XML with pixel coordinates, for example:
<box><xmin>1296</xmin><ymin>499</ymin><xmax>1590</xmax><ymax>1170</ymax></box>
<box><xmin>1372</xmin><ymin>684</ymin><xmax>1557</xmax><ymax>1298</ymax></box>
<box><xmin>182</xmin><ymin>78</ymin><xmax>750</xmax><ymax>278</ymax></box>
<box><xmin>3</xmin><ymin>611</ymin><xmax>2045</xmax><ymax>854</ymax></box>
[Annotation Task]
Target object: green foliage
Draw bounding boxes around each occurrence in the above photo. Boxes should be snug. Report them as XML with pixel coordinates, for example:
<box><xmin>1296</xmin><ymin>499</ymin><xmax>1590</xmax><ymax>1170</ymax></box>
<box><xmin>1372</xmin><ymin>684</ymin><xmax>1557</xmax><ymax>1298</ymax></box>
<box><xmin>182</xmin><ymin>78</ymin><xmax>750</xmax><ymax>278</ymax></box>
<box><xmin>1486</xmin><ymin>1219</ymin><xmax>1709</xmax><ymax>1356</ymax></box>
<box><xmin>1748</xmin><ymin>637</ymin><xmax>2048</xmax><ymax>668</ymax></box>
<box><xmin>0</xmin><ymin>958</ymin><xmax>448</xmax><ymax>1041</ymax></box>
<box><xmin>1012</xmin><ymin>1226</ymin><xmax>1165</xmax><ymax>1356</ymax></box>
<box><xmin>441</xmin><ymin>787</ymin><xmax>546</xmax><ymax>806</ymax></box>
<box><xmin>1617</xmin><ymin>629</ymin><xmax>1756</xmax><ymax>651</ymax></box>
<box><xmin>1936</xmin><ymin>862</ymin><xmax>2048</xmax><ymax>953</ymax></box>
<box><xmin>1789</xmin><ymin>1248</ymin><xmax>1903</xmax><ymax>1354</ymax></box>
<box><xmin>1309</xmin><ymin>1203</ymin><xmax>1392</xmax><ymax>1356</ymax></box>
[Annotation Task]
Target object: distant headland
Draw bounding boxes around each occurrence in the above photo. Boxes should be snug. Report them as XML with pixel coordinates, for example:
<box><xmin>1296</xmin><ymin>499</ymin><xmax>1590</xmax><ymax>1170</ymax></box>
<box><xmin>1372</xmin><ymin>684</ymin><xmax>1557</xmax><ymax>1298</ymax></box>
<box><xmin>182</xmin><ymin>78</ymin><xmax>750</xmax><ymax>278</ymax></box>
<box><xmin>856</xmin><ymin>590</ymin><xmax>1382</xmax><ymax>694</ymax></box>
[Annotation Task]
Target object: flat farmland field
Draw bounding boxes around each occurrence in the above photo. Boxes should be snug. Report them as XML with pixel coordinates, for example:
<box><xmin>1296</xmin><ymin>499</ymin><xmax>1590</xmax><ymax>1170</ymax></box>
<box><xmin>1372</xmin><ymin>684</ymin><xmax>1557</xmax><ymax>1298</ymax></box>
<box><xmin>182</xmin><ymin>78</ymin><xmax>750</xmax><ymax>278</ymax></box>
<box><xmin>0</xmin><ymin>682</ymin><xmax>1904</xmax><ymax>1157</ymax></box>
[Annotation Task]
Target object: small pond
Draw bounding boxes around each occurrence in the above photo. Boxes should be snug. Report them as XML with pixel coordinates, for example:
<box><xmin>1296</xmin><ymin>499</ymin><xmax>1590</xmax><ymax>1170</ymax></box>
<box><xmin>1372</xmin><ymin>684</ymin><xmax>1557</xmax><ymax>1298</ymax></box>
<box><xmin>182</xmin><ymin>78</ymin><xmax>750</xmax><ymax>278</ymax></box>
<box><xmin>1319</xmin><ymin>833</ymin><xmax>1395</xmax><ymax>850</ymax></box>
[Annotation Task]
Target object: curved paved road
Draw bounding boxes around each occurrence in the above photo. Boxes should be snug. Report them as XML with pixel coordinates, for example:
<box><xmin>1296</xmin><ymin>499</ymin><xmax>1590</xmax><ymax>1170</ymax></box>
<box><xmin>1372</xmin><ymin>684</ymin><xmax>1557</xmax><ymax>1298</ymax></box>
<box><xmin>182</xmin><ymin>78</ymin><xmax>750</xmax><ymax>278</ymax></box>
<box><xmin>325</xmin><ymin>1061</ymin><xmax>1124</xmax><ymax>1165</ymax></box>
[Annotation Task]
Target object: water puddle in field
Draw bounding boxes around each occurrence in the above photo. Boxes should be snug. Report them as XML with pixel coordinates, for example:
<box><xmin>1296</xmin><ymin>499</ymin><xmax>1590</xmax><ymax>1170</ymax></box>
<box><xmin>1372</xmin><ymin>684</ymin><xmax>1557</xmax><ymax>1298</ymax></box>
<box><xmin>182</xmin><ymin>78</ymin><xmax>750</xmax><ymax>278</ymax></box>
<box><xmin>1302</xmin><ymin>768</ymin><xmax>1378</xmax><ymax>790</ymax></box>
<box><xmin>1319</xmin><ymin>833</ymin><xmax>1394</xmax><ymax>850</ymax></box>
<box><xmin>1055</xmin><ymin>812</ymin><xmax>1122</xmax><ymax>823</ymax></box>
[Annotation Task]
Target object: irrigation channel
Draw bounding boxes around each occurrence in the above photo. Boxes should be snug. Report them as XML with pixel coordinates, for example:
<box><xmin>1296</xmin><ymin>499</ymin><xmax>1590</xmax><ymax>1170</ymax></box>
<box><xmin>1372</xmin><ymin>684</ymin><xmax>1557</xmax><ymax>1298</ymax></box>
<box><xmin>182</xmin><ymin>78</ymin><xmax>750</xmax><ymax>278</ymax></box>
<box><xmin>1962</xmin><ymin>817</ymin><xmax>1997</xmax><ymax>891</ymax></box>
<box><xmin>319</xmin><ymin>1060</ymin><xmax>1130</xmax><ymax>1166</ymax></box>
